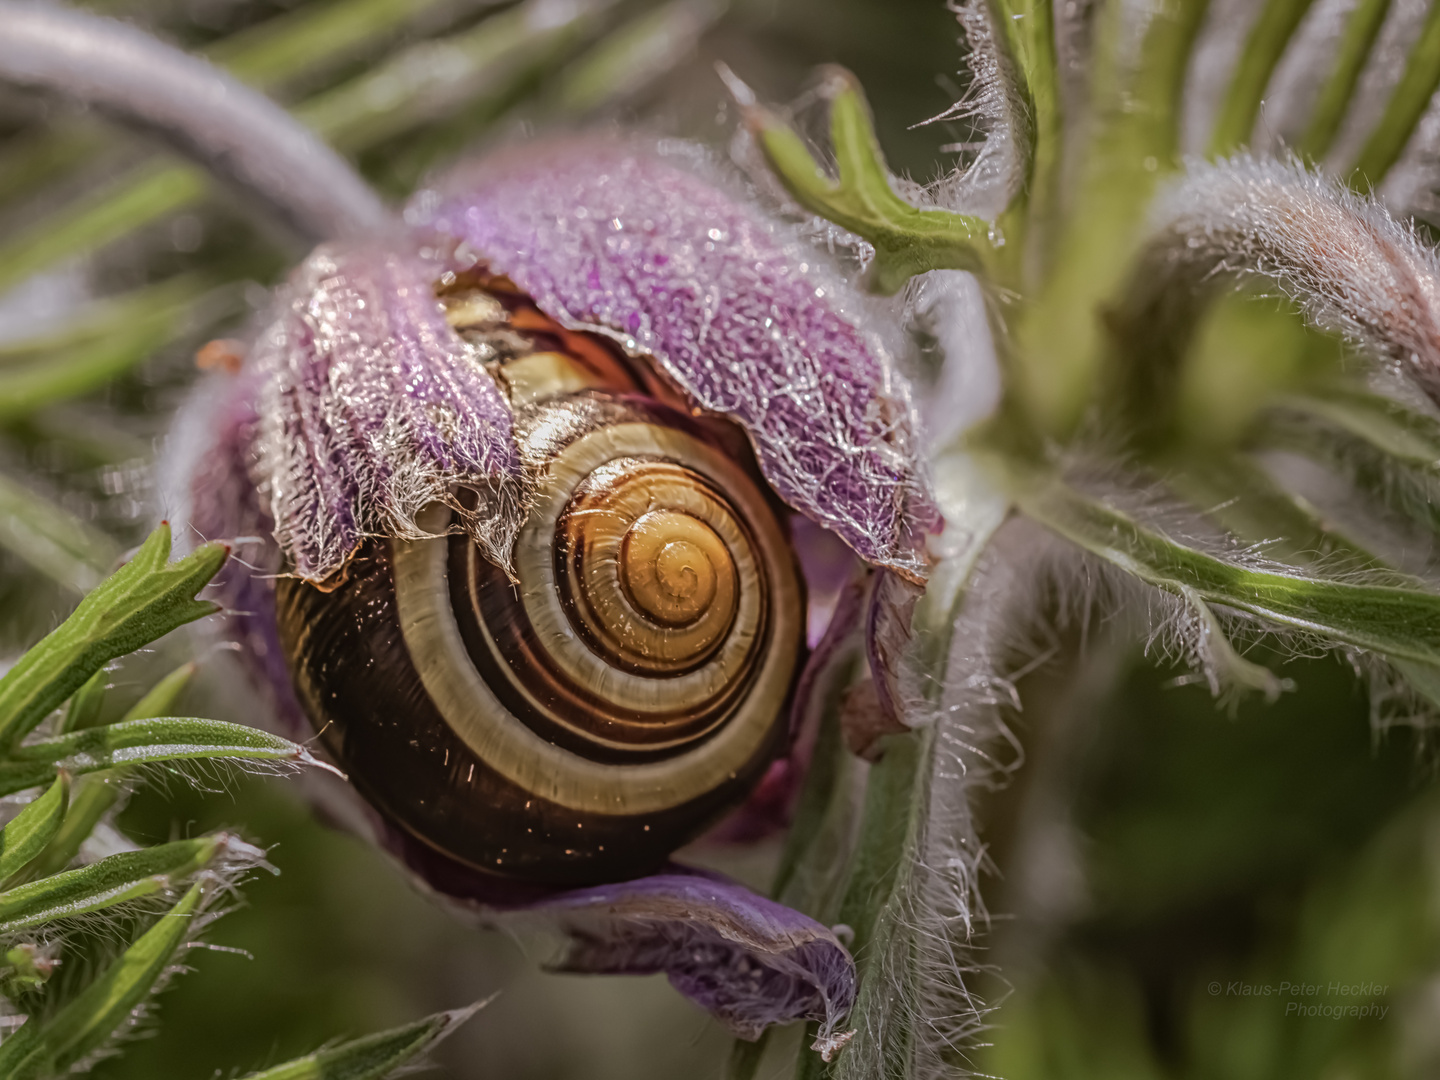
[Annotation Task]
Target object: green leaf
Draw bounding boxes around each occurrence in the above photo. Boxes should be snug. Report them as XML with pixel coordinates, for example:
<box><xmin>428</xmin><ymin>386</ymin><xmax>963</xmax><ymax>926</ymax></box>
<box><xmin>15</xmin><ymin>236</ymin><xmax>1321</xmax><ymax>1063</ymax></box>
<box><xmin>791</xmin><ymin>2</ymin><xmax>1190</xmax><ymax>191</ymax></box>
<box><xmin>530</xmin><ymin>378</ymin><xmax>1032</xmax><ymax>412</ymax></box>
<box><xmin>1352</xmin><ymin>0</ymin><xmax>1440</xmax><ymax>186</ymax></box>
<box><xmin>0</xmin><ymin>838</ymin><xmax>219</xmax><ymax>934</ymax></box>
<box><xmin>1272</xmin><ymin>385</ymin><xmax>1440</xmax><ymax>468</ymax></box>
<box><xmin>1164</xmin><ymin>452</ymin><xmax>1369</xmax><ymax>567</ymax></box>
<box><xmin>0</xmin><ymin>0</ymin><xmax>614</xmax><ymax>286</ymax></box>
<box><xmin>1179</xmin><ymin>585</ymin><xmax>1293</xmax><ymax>702</ymax></box>
<box><xmin>0</xmin><ymin>306</ymin><xmax>179</xmax><ymax>422</ymax></box>
<box><xmin>769</xmin><ymin>658</ymin><xmax>864</xmax><ymax>919</ymax></box>
<box><xmin>120</xmin><ymin>663</ymin><xmax>197</xmax><ymax>724</ymax></box>
<box><xmin>17</xmin><ymin>778</ymin><xmax>123</xmax><ymax>884</ymax></box>
<box><xmin>1006</xmin><ymin>465</ymin><xmax>1440</xmax><ymax>666</ymax></box>
<box><xmin>810</xmin><ymin>728</ymin><xmax>929</xmax><ymax>1079</ymax></box>
<box><xmin>294</xmin><ymin>0</ymin><xmax>614</xmax><ymax>151</ymax></box>
<box><xmin>0</xmin><ymin>163</ymin><xmax>207</xmax><ymax>297</ymax></box>
<box><xmin>1208</xmin><ymin>0</ymin><xmax>1317</xmax><ymax>157</ymax></box>
<box><xmin>0</xmin><ymin>471</ymin><xmax>120</xmax><ymax>595</ymax></box>
<box><xmin>737</xmin><ymin>68</ymin><xmax>994</xmax><ymax>294</ymax></box>
<box><xmin>0</xmin><ymin>716</ymin><xmax>329</xmax><ymax>797</ymax></box>
<box><xmin>0</xmin><ymin>776</ymin><xmax>68</xmax><ymax>886</ymax></box>
<box><xmin>0</xmin><ymin>278</ymin><xmax>201</xmax><ymax>367</ymax></box>
<box><xmin>1295</xmin><ymin>0</ymin><xmax>1392</xmax><ymax>160</ymax></box>
<box><xmin>240</xmin><ymin>1002</ymin><xmax>487</xmax><ymax>1080</ymax></box>
<box><xmin>22</xmin><ymin>664</ymin><xmax>201</xmax><ymax>882</ymax></box>
<box><xmin>1256</xmin><ymin>387</ymin><xmax>1440</xmax><ymax>536</ymax></box>
<box><xmin>58</xmin><ymin>669</ymin><xmax>107</xmax><ymax>735</ymax></box>
<box><xmin>205</xmin><ymin>0</ymin><xmax>503</xmax><ymax>91</ymax></box>
<box><xmin>552</xmin><ymin>0</ymin><xmax>725</xmax><ymax>115</ymax></box>
<box><xmin>0</xmin><ymin>523</ymin><xmax>227</xmax><ymax>749</ymax></box>
<box><xmin>0</xmin><ymin>884</ymin><xmax>204</xmax><ymax>1079</ymax></box>
<box><xmin>0</xmin><ymin>0</ymin><xmax>499</xmax><ymax>209</ymax></box>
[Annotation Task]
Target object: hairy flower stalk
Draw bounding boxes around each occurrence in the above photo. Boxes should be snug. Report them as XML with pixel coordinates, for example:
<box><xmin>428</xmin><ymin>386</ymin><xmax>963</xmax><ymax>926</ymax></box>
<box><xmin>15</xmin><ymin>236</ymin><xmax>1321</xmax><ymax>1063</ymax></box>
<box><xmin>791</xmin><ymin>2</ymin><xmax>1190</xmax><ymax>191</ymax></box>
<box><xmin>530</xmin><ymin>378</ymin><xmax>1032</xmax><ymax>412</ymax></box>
<box><xmin>1144</xmin><ymin>156</ymin><xmax>1440</xmax><ymax>408</ymax></box>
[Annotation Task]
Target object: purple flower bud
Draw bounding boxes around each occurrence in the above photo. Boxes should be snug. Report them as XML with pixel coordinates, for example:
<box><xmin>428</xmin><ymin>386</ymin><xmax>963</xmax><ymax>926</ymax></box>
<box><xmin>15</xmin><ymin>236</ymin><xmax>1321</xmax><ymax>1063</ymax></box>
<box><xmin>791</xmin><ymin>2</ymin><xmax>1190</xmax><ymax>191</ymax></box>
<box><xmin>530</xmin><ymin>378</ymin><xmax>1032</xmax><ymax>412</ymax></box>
<box><xmin>176</xmin><ymin>132</ymin><xmax>937</xmax><ymax>1045</ymax></box>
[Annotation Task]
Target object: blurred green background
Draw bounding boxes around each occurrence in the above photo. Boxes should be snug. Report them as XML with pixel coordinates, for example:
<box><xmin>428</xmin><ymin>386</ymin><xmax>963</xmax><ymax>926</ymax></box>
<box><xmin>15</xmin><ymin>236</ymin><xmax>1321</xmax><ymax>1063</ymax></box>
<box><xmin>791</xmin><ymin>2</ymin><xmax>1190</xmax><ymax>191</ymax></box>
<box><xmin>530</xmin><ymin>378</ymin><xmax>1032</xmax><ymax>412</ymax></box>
<box><xmin>2</xmin><ymin>0</ymin><xmax>1440</xmax><ymax>1076</ymax></box>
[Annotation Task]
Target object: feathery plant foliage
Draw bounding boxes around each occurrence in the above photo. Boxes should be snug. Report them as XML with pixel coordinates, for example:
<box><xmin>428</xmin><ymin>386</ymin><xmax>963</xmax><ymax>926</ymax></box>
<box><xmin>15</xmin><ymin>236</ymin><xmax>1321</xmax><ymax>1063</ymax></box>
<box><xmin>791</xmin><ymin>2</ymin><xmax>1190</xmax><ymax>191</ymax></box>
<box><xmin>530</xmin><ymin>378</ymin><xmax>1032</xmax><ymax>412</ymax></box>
<box><xmin>724</xmin><ymin>2</ymin><xmax>1440</xmax><ymax>1077</ymax></box>
<box><xmin>10</xmin><ymin>0</ymin><xmax>1440</xmax><ymax>1077</ymax></box>
<box><xmin>0</xmin><ymin>524</ymin><xmax>473</xmax><ymax>1077</ymax></box>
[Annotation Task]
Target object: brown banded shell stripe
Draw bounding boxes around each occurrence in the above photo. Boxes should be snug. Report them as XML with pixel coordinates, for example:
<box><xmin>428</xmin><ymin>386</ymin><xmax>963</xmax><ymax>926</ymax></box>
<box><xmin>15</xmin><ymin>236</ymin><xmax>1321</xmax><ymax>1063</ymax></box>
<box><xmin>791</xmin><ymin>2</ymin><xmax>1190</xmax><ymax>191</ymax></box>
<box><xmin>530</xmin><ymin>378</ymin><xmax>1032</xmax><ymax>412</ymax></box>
<box><xmin>391</xmin><ymin>418</ymin><xmax>804</xmax><ymax>815</ymax></box>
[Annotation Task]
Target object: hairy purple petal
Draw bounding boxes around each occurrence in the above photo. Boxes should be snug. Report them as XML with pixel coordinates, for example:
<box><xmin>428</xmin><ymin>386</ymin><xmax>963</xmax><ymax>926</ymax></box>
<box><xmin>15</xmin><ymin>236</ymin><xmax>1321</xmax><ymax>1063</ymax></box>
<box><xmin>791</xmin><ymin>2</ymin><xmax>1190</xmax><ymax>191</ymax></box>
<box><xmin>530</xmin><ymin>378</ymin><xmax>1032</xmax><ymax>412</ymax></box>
<box><xmin>410</xmin><ymin>137</ymin><xmax>934</xmax><ymax>582</ymax></box>
<box><xmin>174</xmin><ymin>370</ymin><xmax>311</xmax><ymax>743</ymax></box>
<box><xmin>252</xmin><ymin>245</ymin><xmax>523</xmax><ymax>583</ymax></box>
<box><xmin>361</xmin><ymin>823</ymin><xmax>857</xmax><ymax>1040</ymax></box>
<box><xmin>536</xmin><ymin>873</ymin><xmax>855</xmax><ymax>1041</ymax></box>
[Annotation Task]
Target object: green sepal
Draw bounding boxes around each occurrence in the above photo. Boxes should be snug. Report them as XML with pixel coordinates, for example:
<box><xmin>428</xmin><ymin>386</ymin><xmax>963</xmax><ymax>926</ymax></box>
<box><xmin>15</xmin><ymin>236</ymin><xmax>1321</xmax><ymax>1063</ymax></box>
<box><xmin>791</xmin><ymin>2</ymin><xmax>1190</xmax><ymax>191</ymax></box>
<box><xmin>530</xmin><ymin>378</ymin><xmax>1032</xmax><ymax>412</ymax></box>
<box><xmin>0</xmin><ymin>776</ymin><xmax>69</xmax><ymax>887</ymax></box>
<box><xmin>0</xmin><ymin>837</ymin><xmax>221</xmax><ymax>935</ymax></box>
<box><xmin>739</xmin><ymin>68</ymin><xmax>994</xmax><ymax>294</ymax></box>
<box><xmin>0</xmin><ymin>523</ymin><xmax>227</xmax><ymax>750</ymax></box>
<box><xmin>239</xmin><ymin>1002</ymin><xmax>487</xmax><ymax>1080</ymax></box>
<box><xmin>0</xmin><ymin>884</ymin><xmax>204</xmax><ymax>1079</ymax></box>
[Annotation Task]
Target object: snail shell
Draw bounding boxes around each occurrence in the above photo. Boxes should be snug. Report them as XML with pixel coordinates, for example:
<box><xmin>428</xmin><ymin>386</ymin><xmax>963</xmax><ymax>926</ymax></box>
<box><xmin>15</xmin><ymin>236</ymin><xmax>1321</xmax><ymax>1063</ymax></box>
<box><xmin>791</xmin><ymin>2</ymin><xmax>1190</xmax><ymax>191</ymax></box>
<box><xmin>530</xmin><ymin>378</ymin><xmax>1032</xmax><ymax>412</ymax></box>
<box><xmin>274</xmin><ymin>283</ymin><xmax>805</xmax><ymax>884</ymax></box>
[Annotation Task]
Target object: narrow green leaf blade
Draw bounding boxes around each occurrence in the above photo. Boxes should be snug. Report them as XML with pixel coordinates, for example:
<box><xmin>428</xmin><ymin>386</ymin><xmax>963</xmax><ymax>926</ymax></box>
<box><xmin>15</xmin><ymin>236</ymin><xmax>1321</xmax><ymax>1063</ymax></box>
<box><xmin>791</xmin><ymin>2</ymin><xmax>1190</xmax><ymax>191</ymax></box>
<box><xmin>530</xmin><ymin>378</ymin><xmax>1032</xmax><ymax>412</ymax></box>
<box><xmin>1010</xmin><ymin>467</ymin><xmax>1440</xmax><ymax>665</ymax></box>
<box><xmin>241</xmin><ymin>1002</ymin><xmax>487</xmax><ymax>1080</ymax></box>
<box><xmin>0</xmin><ymin>717</ymin><xmax>331</xmax><ymax>797</ymax></box>
<box><xmin>0</xmin><ymin>163</ymin><xmax>206</xmax><ymax>297</ymax></box>
<box><xmin>0</xmin><ymin>314</ymin><xmax>176</xmax><ymax>422</ymax></box>
<box><xmin>0</xmin><ymin>885</ymin><xmax>204</xmax><ymax>1079</ymax></box>
<box><xmin>58</xmin><ymin>669</ymin><xmax>107</xmax><ymax>735</ymax></box>
<box><xmin>0</xmin><ymin>523</ymin><xmax>227</xmax><ymax>749</ymax></box>
<box><xmin>1018</xmin><ymin>0</ymin><xmax>1210</xmax><ymax>436</ymax></box>
<box><xmin>1295</xmin><ymin>0</ymin><xmax>1391</xmax><ymax>159</ymax></box>
<box><xmin>119</xmin><ymin>663</ymin><xmax>197</xmax><ymax>723</ymax></box>
<box><xmin>0</xmin><ymin>472</ymin><xmax>120</xmax><ymax>595</ymax></box>
<box><xmin>0</xmin><ymin>838</ymin><xmax>218</xmax><ymax>934</ymax></box>
<box><xmin>1352</xmin><ymin>1</ymin><xmax>1440</xmax><ymax>185</ymax></box>
<box><xmin>1208</xmin><ymin>0</ymin><xmax>1317</xmax><ymax>156</ymax></box>
<box><xmin>17</xmin><ymin>777</ymin><xmax>124</xmax><ymax>883</ymax></box>
<box><xmin>551</xmin><ymin>0</ymin><xmax>725</xmax><ymax>115</ymax></box>
<box><xmin>207</xmin><ymin>0</ymin><xmax>504</xmax><ymax>90</ymax></box>
<box><xmin>20</xmin><ymin>665</ymin><xmax>202</xmax><ymax>882</ymax></box>
<box><xmin>988</xmin><ymin>0</ymin><xmax>1060</xmax><ymax>235</ymax></box>
<box><xmin>0</xmin><ymin>776</ymin><xmax>68</xmax><ymax>886</ymax></box>
<box><xmin>1273</xmin><ymin>386</ymin><xmax>1440</xmax><ymax>468</ymax></box>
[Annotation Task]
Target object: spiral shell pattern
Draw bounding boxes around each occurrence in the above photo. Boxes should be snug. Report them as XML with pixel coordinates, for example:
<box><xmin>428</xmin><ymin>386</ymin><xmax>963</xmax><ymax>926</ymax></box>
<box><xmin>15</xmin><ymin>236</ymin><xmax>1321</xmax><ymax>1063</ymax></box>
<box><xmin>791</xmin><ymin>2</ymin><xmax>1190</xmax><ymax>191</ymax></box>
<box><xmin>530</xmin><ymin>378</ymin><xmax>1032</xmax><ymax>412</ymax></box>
<box><xmin>275</xmin><ymin>304</ymin><xmax>805</xmax><ymax>883</ymax></box>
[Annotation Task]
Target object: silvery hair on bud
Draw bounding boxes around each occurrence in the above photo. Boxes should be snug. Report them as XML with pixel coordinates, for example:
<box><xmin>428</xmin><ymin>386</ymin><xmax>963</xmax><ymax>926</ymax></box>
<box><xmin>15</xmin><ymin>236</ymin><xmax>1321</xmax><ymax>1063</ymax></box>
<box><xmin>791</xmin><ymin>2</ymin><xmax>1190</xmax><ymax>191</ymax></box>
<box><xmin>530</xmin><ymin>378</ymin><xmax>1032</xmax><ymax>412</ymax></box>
<box><xmin>913</xmin><ymin>0</ymin><xmax>1029</xmax><ymax>221</ymax></box>
<box><xmin>1146</xmin><ymin>155</ymin><xmax>1440</xmax><ymax>408</ymax></box>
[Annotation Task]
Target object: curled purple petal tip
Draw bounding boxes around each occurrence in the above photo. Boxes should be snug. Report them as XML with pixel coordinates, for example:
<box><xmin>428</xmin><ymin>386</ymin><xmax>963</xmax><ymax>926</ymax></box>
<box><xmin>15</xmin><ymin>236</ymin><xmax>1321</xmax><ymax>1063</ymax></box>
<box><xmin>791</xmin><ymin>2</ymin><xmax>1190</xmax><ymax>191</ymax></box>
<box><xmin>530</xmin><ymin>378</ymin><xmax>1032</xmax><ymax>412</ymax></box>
<box><xmin>536</xmin><ymin>872</ymin><xmax>856</xmax><ymax>1041</ymax></box>
<box><xmin>252</xmin><ymin>245</ymin><xmax>522</xmax><ymax>584</ymax></box>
